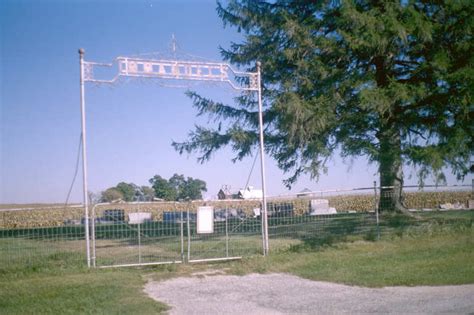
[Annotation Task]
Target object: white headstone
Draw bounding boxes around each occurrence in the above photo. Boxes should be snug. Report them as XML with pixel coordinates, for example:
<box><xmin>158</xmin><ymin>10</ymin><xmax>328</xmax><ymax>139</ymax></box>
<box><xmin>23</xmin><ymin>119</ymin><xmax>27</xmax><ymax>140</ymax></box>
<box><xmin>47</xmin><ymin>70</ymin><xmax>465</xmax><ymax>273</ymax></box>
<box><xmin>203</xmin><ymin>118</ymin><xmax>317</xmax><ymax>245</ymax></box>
<box><xmin>128</xmin><ymin>212</ymin><xmax>152</xmax><ymax>224</ymax></box>
<box><xmin>310</xmin><ymin>199</ymin><xmax>337</xmax><ymax>215</ymax></box>
<box><xmin>197</xmin><ymin>206</ymin><xmax>214</xmax><ymax>234</ymax></box>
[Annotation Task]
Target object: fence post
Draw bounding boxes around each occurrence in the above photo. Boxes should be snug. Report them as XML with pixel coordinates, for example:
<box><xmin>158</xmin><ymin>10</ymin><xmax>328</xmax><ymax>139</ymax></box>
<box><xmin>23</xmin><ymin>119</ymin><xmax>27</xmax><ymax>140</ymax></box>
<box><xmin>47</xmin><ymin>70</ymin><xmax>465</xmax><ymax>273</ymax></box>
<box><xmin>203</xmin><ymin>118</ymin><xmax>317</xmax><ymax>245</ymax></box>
<box><xmin>138</xmin><ymin>222</ymin><xmax>142</xmax><ymax>264</ymax></box>
<box><xmin>470</xmin><ymin>179</ymin><xmax>474</xmax><ymax>210</ymax></box>
<box><xmin>91</xmin><ymin>204</ymin><xmax>96</xmax><ymax>267</ymax></box>
<box><xmin>471</xmin><ymin>178</ymin><xmax>474</xmax><ymax>199</ymax></box>
<box><xmin>180</xmin><ymin>206</ymin><xmax>184</xmax><ymax>262</ymax></box>
<box><xmin>374</xmin><ymin>181</ymin><xmax>380</xmax><ymax>240</ymax></box>
<box><xmin>225</xmin><ymin>207</ymin><xmax>229</xmax><ymax>258</ymax></box>
<box><xmin>256</xmin><ymin>61</ymin><xmax>269</xmax><ymax>256</ymax></box>
<box><xmin>187</xmin><ymin>208</ymin><xmax>191</xmax><ymax>263</ymax></box>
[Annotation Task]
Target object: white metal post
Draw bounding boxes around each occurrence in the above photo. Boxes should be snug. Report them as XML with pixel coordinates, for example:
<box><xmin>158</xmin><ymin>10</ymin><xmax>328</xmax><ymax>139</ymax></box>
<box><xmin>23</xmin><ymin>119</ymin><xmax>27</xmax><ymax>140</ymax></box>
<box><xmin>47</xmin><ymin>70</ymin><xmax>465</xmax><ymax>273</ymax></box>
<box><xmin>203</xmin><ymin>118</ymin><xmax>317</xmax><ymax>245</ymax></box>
<box><xmin>180</xmin><ymin>206</ymin><xmax>184</xmax><ymax>262</ymax></box>
<box><xmin>256</xmin><ymin>61</ymin><xmax>269</xmax><ymax>256</ymax></box>
<box><xmin>91</xmin><ymin>203</ymin><xmax>96</xmax><ymax>267</ymax></box>
<box><xmin>225</xmin><ymin>207</ymin><xmax>229</xmax><ymax>258</ymax></box>
<box><xmin>374</xmin><ymin>181</ymin><xmax>380</xmax><ymax>240</ymax></box>
<box><xmin>138</xmin><ymin>223</ymin><xmax>142</xmax><ymax>264</ymax></box>
<box><xmin>79</xmin><ymin>48</ymin><xmax>91</xmax><ymax>268</ymax></box>
<box><xmin>187</xmin><ymin>208</ymin><xmax>191</xmax><ymax>262</ymax></box>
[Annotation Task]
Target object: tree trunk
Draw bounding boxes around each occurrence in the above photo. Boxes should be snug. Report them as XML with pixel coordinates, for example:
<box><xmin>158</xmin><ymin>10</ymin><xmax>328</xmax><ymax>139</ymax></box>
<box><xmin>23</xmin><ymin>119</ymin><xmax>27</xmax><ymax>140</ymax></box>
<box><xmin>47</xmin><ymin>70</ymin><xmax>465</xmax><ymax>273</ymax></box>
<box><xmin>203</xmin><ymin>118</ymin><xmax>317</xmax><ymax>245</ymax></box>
<box><xmin>373</xmin><ymin>54</ymin><xmax>407</xmax><ymax>213</ymax></box>
<box><xmin>378</xmin><ymin>127</ymin><xmax>406</xmax><ymax>212</ymax></box>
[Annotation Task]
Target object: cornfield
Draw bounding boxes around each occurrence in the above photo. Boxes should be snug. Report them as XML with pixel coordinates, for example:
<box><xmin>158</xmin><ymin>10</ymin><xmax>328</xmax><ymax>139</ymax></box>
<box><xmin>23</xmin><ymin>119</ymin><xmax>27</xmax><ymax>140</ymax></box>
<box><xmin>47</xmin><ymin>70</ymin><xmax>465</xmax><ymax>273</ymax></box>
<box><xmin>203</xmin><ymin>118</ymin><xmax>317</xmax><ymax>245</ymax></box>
<box><xmin>0</xmin><ymin>190</ymin><xmax>471</xmax><ymax>229</ymax></box>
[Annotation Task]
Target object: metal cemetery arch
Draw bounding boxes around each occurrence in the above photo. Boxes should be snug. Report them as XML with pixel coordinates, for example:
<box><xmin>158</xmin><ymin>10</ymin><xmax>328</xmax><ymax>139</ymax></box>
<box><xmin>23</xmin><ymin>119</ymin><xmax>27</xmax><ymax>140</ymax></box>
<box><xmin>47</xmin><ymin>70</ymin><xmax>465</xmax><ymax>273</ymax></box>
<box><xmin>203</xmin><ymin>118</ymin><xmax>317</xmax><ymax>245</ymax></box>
<box><xmin>78</xmin><ymin>48</ymin><xmax>269</xmax><ymax>267</ymax></box>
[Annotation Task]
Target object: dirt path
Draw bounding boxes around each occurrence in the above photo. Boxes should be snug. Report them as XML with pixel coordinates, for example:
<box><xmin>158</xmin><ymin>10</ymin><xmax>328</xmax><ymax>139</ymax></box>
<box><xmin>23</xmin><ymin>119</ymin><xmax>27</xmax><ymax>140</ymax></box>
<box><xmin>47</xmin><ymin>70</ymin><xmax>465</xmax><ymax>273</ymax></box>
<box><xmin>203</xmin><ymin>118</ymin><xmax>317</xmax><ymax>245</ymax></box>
<box><xmin>145</xmin><ymin>273</ymin><xmax>474</xmax><ymax>314</ymax></box>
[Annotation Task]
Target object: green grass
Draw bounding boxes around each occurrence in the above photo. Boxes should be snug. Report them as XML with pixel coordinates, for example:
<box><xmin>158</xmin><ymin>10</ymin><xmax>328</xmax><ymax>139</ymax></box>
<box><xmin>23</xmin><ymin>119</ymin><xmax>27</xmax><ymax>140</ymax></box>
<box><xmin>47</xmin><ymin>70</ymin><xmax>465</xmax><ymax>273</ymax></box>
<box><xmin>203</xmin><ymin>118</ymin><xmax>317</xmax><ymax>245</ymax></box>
<box><xmin>222</xmin><ymin>218</ymin><xmax>474</xmax><ymax>287</ymax></box>
<box><xmin>0</xmin><ymin>240</ymin><xmax>170</xmax><ymax>314</ymax></box>
<box><xmin>0</xmin><ymin>266</ymin><xmax>169</xmax><ymax>315</ymax></box>
<box><xmin>233</xmin><ymin>233</ymin><xmax>473</xmax><ymax>287</ymax></box>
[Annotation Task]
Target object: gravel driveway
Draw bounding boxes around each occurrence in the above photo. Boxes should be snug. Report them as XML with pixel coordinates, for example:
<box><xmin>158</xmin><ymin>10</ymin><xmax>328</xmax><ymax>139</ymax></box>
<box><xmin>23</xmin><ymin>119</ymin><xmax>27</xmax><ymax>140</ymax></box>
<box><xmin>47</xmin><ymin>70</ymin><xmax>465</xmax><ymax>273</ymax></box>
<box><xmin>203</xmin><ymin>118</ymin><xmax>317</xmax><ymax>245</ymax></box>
<box><xmin>145</xmin><ymin>273</ymin><xmax>474</xmax><ymax>314</ymax></box>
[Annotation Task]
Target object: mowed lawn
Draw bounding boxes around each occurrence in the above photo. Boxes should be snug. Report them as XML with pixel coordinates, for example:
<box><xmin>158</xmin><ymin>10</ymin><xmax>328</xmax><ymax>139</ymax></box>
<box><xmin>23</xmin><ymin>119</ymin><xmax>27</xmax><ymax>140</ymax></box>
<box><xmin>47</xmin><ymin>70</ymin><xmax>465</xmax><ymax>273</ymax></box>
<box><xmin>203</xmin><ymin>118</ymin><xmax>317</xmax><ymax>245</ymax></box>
<box><xmin>259</xmin><ymin>211</ymin><xmax>474</xmax><ymax>287</ymax></box>
<box><xmin>0</xmin><ymin>211</ymin><xmax>473</xmax><ymax>314</ymax></box>
<box><xmin>0</xmin><ymin>268</ymin><xmax>169</xmax><ymax>314</ymax></box>
<box><xmin>227</xmin><ymin>228</ymin><xmax>474</xmax><ymax>287</ymax></box>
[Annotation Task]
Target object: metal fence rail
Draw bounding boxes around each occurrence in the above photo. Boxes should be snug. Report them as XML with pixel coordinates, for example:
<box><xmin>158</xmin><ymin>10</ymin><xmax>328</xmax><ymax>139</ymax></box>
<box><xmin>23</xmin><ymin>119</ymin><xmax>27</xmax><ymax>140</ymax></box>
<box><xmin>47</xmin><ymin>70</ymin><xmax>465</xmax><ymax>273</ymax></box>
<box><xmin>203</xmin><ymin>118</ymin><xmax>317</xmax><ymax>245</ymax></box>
<box><xmin>1</xmin><ymin>183</ymin><xmax>472</xmax><ymax>269</ymax></box>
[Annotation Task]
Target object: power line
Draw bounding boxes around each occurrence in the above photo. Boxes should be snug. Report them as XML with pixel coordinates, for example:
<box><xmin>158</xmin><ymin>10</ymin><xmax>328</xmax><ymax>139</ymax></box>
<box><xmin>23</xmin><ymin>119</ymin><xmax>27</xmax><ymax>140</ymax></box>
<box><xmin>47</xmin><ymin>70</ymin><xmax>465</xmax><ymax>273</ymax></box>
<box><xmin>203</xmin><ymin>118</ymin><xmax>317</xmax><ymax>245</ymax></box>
<box><xmin>244</xmin><ymin>151</ymin><xmax>259</xmax><ymax>189</ymax></box>
<box><xmin>65</xmin><ymin>134</ymin><xmax>83</xmax><ymax>207</ymax></box>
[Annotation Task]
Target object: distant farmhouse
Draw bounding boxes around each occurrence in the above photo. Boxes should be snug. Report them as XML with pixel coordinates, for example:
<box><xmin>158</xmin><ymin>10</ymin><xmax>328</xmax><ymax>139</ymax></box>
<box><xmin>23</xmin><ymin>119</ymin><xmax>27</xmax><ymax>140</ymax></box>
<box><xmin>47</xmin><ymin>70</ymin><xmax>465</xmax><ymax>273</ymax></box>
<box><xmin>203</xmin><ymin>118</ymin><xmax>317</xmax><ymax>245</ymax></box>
<box><xmin>218</xmin><ymin>186</ymin><xmax>263</xmax><ymax>200</ymax></box>
<box><xmin>238</xmin><ymin>186</ymin><xmax>263</xmax><ymax>199</ymax></box>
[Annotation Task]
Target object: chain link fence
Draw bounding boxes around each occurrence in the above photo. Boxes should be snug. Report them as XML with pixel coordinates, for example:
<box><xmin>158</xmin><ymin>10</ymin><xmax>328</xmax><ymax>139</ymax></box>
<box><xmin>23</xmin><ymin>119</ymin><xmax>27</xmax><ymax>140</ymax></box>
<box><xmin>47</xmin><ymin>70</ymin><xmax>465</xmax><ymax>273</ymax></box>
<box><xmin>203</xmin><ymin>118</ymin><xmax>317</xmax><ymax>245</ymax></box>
<box><xmin>0</xmin><ymin>205</ymin><xmax>85</xmax><ymax>269</ymax></box>
<box><xmin>1</xmin><ymin>183</ymin><xmax>472</xmax><ymax>269</ymax></box>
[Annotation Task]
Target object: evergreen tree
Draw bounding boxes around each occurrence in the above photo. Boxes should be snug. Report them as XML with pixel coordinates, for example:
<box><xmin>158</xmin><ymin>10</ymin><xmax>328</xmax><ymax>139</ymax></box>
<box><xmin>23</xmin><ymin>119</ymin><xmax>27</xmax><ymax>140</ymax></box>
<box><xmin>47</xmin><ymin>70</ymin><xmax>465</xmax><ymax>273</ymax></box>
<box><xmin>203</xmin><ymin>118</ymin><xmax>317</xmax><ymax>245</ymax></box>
<box><xmin>173</xmin><ymin>1</ymin><xmax>473</xmax><ymax>211</ymax></box>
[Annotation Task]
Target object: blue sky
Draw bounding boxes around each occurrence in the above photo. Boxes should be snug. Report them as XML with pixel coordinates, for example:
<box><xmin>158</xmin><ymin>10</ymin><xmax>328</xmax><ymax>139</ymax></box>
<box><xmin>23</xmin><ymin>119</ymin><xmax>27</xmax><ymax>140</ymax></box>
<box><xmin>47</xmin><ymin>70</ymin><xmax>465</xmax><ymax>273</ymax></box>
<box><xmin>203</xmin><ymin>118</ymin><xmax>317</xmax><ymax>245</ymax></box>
<box><xmin>1</xmin><ymin>0</ymin><xmax>470</xmax><ymax>203</ymax></box>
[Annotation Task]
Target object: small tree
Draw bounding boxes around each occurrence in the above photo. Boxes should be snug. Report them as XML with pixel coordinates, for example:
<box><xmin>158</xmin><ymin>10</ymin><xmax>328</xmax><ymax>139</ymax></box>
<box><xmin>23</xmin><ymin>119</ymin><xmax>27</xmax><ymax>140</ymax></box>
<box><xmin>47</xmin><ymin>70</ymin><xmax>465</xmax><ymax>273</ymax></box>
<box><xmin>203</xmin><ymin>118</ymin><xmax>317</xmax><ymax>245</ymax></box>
<box><xmin>149</xmin><ymin>174</ymin><xmax>208</xmax><ymax>201</ymax></box>
<box><xmin>115</xmin><ymin>182</ymin><xmax>136</xmax><ymax>202</ymax></box>
<box><xmin>149</xmin><ymin>175</ymin><xmax>177</xmax><ymax>201</ymax></box>
<box><xmin>180</xmin><ymin>177</ymin><xmax>208</xmax><ymax>200</ymax></box>
<box><xmin>101</xmin><ymin>188</ymin><xmax>124</xmax><ymax>202</ymax></box>
<box><xmin>169</xmin><ymin>174</ymin><xmax>186</xmax><ymax>200</ymax></box>
<box><xmin>140</xmin><ymin>186</ymin><xmax>155</xmax><ymax>201</ymax></box>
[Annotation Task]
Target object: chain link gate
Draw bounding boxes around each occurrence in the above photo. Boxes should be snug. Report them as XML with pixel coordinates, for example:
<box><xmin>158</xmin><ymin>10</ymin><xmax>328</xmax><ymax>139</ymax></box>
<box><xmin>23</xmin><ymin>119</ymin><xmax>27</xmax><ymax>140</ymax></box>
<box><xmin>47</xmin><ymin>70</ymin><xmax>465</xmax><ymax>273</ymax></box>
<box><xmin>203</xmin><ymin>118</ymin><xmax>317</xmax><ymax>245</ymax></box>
<box><xmin>91</xmin><ymin>203</ymin><xmax>263</xmax><ymax>268</ymax></box>
<box><xmin>186</xmin><ymin>206</ymin><xmax>262</xmax><ymax>263</ymax></box>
